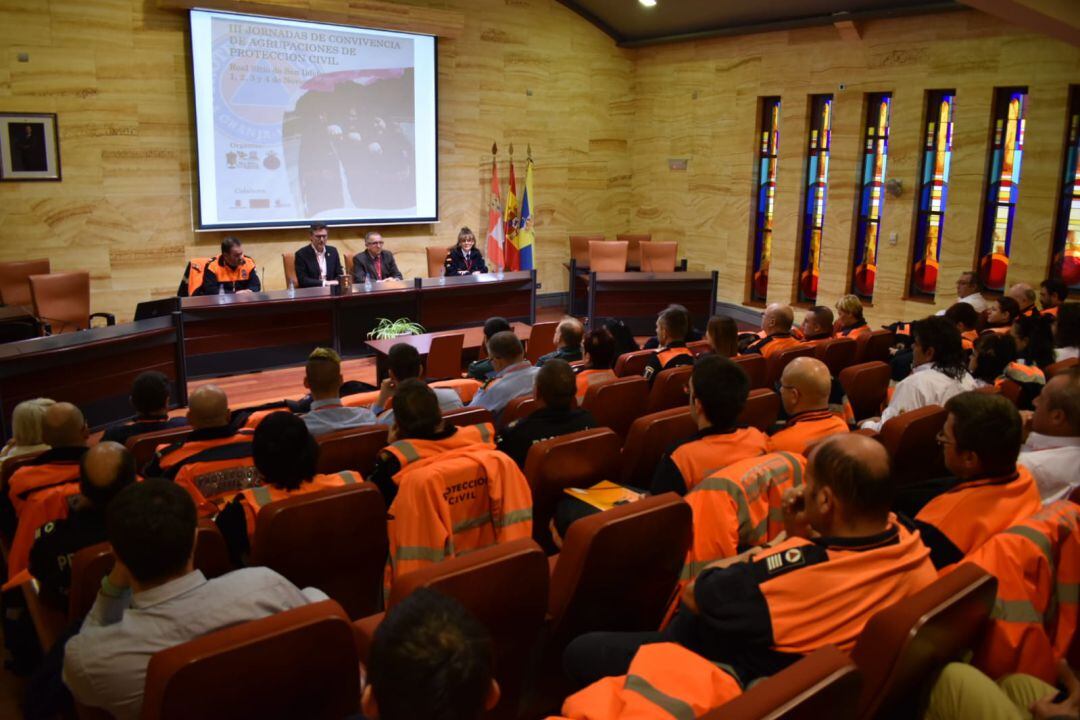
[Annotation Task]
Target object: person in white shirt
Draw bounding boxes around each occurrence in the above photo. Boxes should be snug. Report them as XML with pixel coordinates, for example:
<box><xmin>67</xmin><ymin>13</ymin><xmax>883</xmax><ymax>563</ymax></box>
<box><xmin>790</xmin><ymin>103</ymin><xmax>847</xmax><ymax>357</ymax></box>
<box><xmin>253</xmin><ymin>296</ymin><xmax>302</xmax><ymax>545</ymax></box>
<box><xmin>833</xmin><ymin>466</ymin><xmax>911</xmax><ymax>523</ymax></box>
<box><xmin>62</xmin><ymin>479</ymin><xmax>327</xmax><ymax>720</ymax></box>
<box><xmin>861</xmin><ymin>316</ymin><xmax>977</xmax><ymax>432</ymax></box>
<box><xmin>372</xmin><ymin>343</ymin><xmax>463</xmax><ymax>425</ymax></box>
<box><xmin>1055</xmin><ymin>303</ymin><xmax>1080</xmax><ymax>362</ymax></box>
<box><xmin>1019</xmin><ymin>367</ymin><xmax>1080</xmax><ymax>503</ymax></box>
<box><xmin>936</xmin><ymin>271</ymin><xmax>987</xmax><ymax>316</ymax></box>
<box><xmin>294</xmin><ymin>223</ymin><xmax>343</xmax><ymax>288</ymax></box>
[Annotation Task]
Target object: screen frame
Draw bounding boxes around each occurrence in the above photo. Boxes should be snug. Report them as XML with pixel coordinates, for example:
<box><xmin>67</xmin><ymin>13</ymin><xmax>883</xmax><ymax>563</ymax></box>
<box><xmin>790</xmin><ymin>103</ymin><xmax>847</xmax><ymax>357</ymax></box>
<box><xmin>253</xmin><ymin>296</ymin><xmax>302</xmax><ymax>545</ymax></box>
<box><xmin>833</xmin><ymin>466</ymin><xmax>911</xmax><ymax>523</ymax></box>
<box><xmin>188</xmin><ymin>8</ymin><xmax>439</xmax><ymax>231</ymax></box>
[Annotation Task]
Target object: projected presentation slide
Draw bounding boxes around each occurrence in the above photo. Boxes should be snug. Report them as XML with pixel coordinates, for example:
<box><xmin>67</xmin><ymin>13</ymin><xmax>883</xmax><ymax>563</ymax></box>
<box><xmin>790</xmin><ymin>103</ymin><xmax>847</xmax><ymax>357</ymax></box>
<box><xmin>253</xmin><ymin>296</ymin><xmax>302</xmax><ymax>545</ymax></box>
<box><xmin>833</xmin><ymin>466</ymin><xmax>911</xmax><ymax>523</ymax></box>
<box><xmin>190</xmin><ymin>10</ymin><xmax>437</xmax><ymax>229</ymax></box>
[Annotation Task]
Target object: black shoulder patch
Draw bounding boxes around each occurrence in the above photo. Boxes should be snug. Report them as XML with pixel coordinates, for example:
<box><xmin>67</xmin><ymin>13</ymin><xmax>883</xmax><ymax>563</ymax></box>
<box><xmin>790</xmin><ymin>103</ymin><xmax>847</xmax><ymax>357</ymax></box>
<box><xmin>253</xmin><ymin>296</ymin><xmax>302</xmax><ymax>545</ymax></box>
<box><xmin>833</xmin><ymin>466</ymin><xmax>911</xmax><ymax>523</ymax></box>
<box><xmin>749</xmin><ymin>544</ymin><xmax>829</xmax><ymax>583</ymax></box>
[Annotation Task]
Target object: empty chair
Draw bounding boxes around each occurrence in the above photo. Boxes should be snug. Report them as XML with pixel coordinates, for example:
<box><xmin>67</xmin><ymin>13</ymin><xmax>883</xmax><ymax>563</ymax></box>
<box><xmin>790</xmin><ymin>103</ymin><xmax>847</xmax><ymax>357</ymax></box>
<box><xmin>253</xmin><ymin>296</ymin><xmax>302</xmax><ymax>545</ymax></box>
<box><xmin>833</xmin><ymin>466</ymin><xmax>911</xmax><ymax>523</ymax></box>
<box><xmin>766</xmin><ymin>344</ymin><xmax>816</xmax><ymax>387</ymax></box>
<box><xmin>426</xmin><ymin>332</ymin><xmax>465</xmax><ymax>380</ymax></box>
<box><xmin>839</xmin><ymin>361</ymin><xmax>891</xmax><ymax>423</ymax></box>
<box><xmin>343</xmin><ymin>252</ymin><xmax>355</xmax><ymax>279</ymax></box>
<box><xmin>127</xmin><ymin>425</ymin><xmax>193</xmax><ymax>472</ymax></box>
<box><xmin>737</xmin><ymin>388</ymin><xmax>781</xmax><ymax>431</ymax></box>
<box><xmin>616</xmin><ymin>233</ymin><xmax>650</xmax><ymax>267</ymax></box>
<box><xmin>708</xmin><ymin>646</ymin><xmax>861</xmax><ymax>720</ymax></box>
<box><xmin>354</xmin><ymin>539</ymin><xmax>549</xmax><ymax>720</ymax></box>
<box><xmin>526</xmin><ymin>320</ymin><xmax>560</xmax><ymax>364</ymax></box>
<box><xmin>500</xmin><ymin>394</ymin><xmax>538</xmax><ymax>428</ymax></box>
<box><xmin>588</xmin><ymin>240</ymin><xmax>629</xmax><ymax>272</ymax></box>
<box><xmin>252</xmin><ymin>483</ymin><xmax>388</xmax><ymax>619</ymax></box>
<box><xmin>1046</xmin><ymin>357</ymin><xmax>1079</xmax><ymax>379</ymax></box>
<box><xmin>687</xmin><ymin>339</ymin><xmax>712</xmax><ymax>356</ymax></box>
<box><xmin>443</xmin><ymin>406</ymin><xmax>495</xmax><ymax>427</ymax></box>
<box><xmin>314</xmin><ymin>424</ymin><xmax>388</xmax><ymax>477</ymax></box>
<box><xmin>0</xmin><ymin>258</ymin><xmax>50</xmax><ymax>306</ymax></box>
<box><xmin>856</xmin><ymin>330</ymin><xmax>895</xmax><ymax>364</ymax></box>
<box><xmin>142</xmin><ymin>600</ymin><xmax>359</xmax><ymax>720</ymax></box>
<box><xmin>851</xmin><ymin>563</ymin><xmax>996</xmax><ymax>720</ymax></box>
<box><xmin>620</xmin><ymin>406</ymin><xmax>697</xmax><ymax>489</ymax></box>
<box><xmin>645</xmin><ymin>365</ymin><xmax>693</xmax><ymax>414</ymax></box>
<box><xmin>734</xmin><ymin>354</ymin><xmax>768</xmax><ymax>389</ymax></box>
<box><xmin>281</xmin><ymin>253</ymin><xmax>298</xmax><ymax>289</ymax></box>
<box><xmin>639</xmin><ymin>241</ymin><xmax>678</xmax><ymax>272</ymax></box>
<box><xmin>426</xmin><ymin>246</ymin><xmax>446</xmax><ymax>277</ymax></box>
<box><xmin>524</xmin><ymin>427</ymin><xmax>622</xmax><ymax>552</ymax></box>
<box><xmin>569</xmin><ymin>234</ymin><xmax>604</xmax><ymax>267</ymax></box>
<box><xmin>613</xmin><ymin>348</ymin><xmax>656</xmax><ymax>377</ymax></box>
<box><xmin>581</xmin><ymin>375</ymin><xmax>649</xmax><ymax>440</ymax></box>
<box><xmin>877</xmin><ymin>405</ymin><xmax>947</xmax><ymax>485</ymax></box>
<box><xmin>816</xmin><ymin>337</ymin><xmax>858</xmax><ymax>377</ymax></box>
<box><xmin>29</xmin><ymin>271</ymin><xmax>115</xmax><ymax>334</ymax></box>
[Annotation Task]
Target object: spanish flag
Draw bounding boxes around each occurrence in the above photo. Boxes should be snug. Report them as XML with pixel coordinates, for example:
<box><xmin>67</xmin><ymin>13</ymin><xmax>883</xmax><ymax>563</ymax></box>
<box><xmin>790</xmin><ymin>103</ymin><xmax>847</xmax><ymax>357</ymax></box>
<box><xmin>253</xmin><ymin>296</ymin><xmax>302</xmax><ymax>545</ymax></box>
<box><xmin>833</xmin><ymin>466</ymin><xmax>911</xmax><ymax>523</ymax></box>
<box><xmin>504</xmin><ymin>153</ymin><xmax>520</xmax><ymax>271</ymax></box>
<box><xmin>515</xmin><ymin>153</ymin><xmax>535</xmax><ymax>271</ymax></box>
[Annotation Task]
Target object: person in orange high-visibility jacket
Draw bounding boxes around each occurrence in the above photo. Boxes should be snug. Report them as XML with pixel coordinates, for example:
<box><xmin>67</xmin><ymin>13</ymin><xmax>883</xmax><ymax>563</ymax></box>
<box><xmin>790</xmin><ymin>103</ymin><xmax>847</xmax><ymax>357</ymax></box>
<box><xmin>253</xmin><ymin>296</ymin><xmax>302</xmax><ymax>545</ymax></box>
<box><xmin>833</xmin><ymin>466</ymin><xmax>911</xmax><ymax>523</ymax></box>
<box><xmin>565</xmin><ymin>434</ymin><xmax>936</xmax><ymax>689</ymax></box>
<box><xmin>960</xmin><ymin>500</ymin><xmax>1080</xmax><ymax>684</ymax></box>
<box><xmin>642</xmin><ymin>307</ymin><xmax>695</xmax><ymax>386</ymax></box>
<box><xmin>214</xmin><ymin>412</ymin><xmax>363</xmax><ymax>564</ymax></box>
<box><xmin>554</xmin><ymin>643</ymin><xmax>742</xmax><ymax>720</ymax></box>
<box><xmin>742</xmin><ymin>304</ymin><xmax>803</xmax><ymax>359</ymax></box>
<box><xmin>651</xmin><ymin>356</ymin><xmax>771</xmax><ymax>496</ymax></box>
<box><xmin>5</xmin><ymin>401</ymin><xmax>89</xmax><ymax>522</ymax></box>
<box><xmin>177</xmin><ymin>237</ymin><xmax>260</xmax><ymax>296</ymax></box>
<box><xmin>770</xmin><ymin>357</ymin><xmax>849</xmax><ymax>455</ymax></box>
<box><xmin>906</xmin><ymin>392</ymin><xmax>1042</xmax><ymax>569</ymax></box>
<box><xmin>5</xmin><ymin>483</ymin><xmax>79</xmax><ymax>587</ymax></box>
<box><xmin>142</xmin><ymin>385</ymin><xmax>253</xmax><ymax>480</ymax></box>
<box><xmin>681</xmin><ymin>452</ymin><xmax>806</xmax><ymax>586</ymax></box>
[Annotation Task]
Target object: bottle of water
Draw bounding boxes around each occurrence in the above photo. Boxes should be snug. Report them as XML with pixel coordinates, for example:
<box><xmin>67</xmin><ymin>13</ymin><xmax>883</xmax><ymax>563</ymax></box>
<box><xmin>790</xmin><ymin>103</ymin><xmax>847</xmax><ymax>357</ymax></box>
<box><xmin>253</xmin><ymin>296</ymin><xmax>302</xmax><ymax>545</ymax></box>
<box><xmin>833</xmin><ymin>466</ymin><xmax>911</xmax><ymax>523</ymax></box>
<box><xmin>364</xmin><ymin>274</ymin><xmax>372</xmax><ymax>291</ymax></box>
<box><xmin>287</xmin><ymin>280</ymin><xmax>295</xmax><ymax>298</ymax></box>
<box><xmin>218</xmin><ymin>283</ymin><xmax>225</xmax><ymax>296</ymax></box>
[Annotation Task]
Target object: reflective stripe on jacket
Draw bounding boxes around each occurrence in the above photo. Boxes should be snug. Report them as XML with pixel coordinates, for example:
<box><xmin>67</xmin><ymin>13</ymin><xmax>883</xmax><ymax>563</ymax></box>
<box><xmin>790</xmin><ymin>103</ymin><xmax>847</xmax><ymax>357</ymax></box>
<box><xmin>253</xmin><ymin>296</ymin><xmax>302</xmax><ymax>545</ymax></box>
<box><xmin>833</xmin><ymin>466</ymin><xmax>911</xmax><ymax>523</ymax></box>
<box><xmin>383</xmin><ymin>422</ymin><xmax>495</xmax><ymax>469</ymax></box>
<box><xmin>238</xmin><ymin>471</ymin><xmax>362</xmax><ymax>540</ymax></box>
<box><xmin>670</xmin><ymin>428</ymin><xmax>771</xmax><ymax>494</ymax></box>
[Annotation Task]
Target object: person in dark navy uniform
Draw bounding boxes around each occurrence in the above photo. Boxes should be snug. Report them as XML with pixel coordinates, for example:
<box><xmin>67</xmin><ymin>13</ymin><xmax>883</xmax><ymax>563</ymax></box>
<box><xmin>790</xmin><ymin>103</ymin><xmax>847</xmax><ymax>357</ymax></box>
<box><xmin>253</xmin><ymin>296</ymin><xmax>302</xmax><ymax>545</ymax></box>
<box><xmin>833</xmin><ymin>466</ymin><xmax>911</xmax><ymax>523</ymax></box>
<box><xmin>444</xmin><ymin>227</ymin><xmax>489</xmax><ymax>276</ymax></box>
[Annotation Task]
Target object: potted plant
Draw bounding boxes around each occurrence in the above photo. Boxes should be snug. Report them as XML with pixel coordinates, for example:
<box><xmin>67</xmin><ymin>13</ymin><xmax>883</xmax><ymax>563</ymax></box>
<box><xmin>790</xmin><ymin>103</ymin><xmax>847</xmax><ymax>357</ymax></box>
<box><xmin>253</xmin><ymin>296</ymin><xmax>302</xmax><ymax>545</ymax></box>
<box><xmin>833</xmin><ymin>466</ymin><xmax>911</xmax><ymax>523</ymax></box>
<box><xmin>367</xmin><ymin>317</ymin><xmax>426</xmax><ymax>340</ymax></box>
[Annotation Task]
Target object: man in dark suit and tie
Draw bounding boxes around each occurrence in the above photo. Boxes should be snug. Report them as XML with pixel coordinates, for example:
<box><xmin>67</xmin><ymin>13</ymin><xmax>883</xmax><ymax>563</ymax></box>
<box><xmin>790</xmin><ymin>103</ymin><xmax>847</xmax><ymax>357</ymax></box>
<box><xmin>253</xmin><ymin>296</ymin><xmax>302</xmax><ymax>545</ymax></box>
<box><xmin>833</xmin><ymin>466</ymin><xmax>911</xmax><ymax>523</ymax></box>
<box><xmin>294</xmin><ymin>223</ymin><xmax>343</xmax><ymax>287</ymax></box>
<box><xmin>351</xmin><ymin>231</ymin><xmax>403</xmax><ymax>282</ymax></box>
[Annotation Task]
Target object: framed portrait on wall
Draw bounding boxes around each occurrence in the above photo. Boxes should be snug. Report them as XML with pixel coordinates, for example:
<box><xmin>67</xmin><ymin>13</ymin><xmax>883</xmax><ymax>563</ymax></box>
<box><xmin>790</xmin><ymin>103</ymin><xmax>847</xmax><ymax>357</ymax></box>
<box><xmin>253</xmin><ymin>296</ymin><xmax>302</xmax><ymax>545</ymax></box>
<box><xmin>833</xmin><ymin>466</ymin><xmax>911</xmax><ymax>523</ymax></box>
<box><xmin>0</xmin><ymin>113</ymin><xmax>61</xmax><ymax>181</ymax></box>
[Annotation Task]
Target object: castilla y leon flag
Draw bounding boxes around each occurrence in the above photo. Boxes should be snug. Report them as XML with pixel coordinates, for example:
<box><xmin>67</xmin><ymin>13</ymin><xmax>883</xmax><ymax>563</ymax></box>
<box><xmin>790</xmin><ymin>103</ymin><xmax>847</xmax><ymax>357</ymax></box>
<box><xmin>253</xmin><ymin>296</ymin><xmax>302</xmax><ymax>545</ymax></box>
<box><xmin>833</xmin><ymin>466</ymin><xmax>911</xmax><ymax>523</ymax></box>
<box><xmin>503</xmin><ymin>150</ymin><xmax>520</xmax><ymax>271</ymax></box>
<box><xmin>486</xmin><ymin>143</ymin><xmax>505</xmax><ymax>271</ymax></box>
<box><xmin>514</xmin><ymin>151</ymin><xmax>535</xmax><ymax>271</ymax></box>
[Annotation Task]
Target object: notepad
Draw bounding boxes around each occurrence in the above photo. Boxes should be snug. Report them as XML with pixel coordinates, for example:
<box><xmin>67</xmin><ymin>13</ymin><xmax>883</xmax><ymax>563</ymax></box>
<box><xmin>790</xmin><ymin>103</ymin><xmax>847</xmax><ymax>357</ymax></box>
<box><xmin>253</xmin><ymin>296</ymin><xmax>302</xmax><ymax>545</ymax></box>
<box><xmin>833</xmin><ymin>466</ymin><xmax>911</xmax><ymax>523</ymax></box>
<box><xmin>563</xmin><ymin>481</ymin><xmax>645</xmax><ymax>512</ymax></box>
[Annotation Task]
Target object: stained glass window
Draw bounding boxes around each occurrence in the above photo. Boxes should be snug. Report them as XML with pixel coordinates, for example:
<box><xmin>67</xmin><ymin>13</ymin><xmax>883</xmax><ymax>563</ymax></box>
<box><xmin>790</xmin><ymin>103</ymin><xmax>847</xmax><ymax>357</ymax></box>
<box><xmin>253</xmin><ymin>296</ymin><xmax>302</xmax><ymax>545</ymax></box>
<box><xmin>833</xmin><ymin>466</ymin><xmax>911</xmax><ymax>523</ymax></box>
<box><xmin>1052</xmin><ymin>86</ymin><xmax>1080</xmax><ymax>293</ymax></box>
<box><xmin>909</xmin><ymin>90</ymin><xmax>956</xmax><ymax>298</ymax></box>
<box><xmin>851</xmin><ymin>93</ymin><xmax>891</xmax><ymax>301</ymax></box>
<box><xmin>977</xmin><ymin>87</ymin><xmax>1028</xmax><ymax>293</ymax></box>
<box><xmin>797</xmin><ymin>94</ymin><xmax>833</xmax><ymax>304</ymax></box>
<box><xmin>750</xmin><ymin>97</ymin><xmax>781</xmax><ymax>303</ymax></box>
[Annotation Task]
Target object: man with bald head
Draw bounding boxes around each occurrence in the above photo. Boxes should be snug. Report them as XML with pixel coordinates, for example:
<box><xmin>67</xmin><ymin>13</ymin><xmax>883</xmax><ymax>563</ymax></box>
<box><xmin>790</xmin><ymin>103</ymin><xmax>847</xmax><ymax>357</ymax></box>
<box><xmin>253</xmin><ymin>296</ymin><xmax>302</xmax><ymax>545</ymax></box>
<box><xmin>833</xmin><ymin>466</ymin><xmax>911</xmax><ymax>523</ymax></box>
<box><xmin>7</xmin><ymin>402</ymin><xmax>89</xmax><ymax>519</ymax></box>
<box><xmin>1007</xmin><ymin>282</ymin><xmax>1039</xmax><ymax>318</ymax></box>
<box><xmin>565</xmin><ymin>433</ymin><xmax>937</xmax><ymax>688</ymax></box>
<box><xmin>143</xmin><ymin>384</ymin><xmax>253</xmax><ymax>481</ymax></box>
<box><xmin>30</xmin><ymin>442</ymin><xmax>136</xmax><ymax>606</ymax></box>
<box><xmin>536</xmin><ymin>317</ymin><xmax>584</xmax><ymax>367</ymax></box>
<box><xmin>770</xmin><ymin>357</ymin><xmax>849</xmax><ymax>454</ymax></box>
<box><xmin>743</xmin><ymin>303</ymin><xmax>803</xmax><ymax>359</ymax></box>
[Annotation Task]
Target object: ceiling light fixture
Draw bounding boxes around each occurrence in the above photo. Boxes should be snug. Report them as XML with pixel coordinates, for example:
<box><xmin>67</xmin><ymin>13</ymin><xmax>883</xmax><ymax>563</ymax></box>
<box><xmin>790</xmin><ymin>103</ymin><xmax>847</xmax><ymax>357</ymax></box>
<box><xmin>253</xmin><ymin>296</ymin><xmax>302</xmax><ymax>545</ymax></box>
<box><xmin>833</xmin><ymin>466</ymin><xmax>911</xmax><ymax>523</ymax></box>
<box><xmin>639</xmin><ymin>0</ymin><xmax>657</xmax><ymax>7</ymax></box>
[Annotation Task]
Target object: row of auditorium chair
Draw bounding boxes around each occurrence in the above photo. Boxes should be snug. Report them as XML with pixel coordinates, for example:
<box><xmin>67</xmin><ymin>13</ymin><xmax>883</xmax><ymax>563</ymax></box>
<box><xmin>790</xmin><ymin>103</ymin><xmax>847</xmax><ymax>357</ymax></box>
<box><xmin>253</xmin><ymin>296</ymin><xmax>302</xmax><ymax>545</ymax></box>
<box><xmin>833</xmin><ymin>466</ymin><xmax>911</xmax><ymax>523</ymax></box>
<box><xmin>29</xmin><ymin>492</ymin><xmax>1003</xmax><ymax>720</ymax></box>
<box><xmin>0</xmin><ymin>258</ymin><xmax>114</xmax><ymax>339</ymax></box>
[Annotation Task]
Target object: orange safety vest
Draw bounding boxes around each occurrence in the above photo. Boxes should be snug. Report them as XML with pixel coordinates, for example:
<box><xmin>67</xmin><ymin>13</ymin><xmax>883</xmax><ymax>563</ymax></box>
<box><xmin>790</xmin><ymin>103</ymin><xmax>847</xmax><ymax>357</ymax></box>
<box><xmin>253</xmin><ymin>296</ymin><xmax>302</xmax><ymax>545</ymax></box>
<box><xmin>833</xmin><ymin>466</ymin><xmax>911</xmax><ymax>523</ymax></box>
<box><xmin>768</xmin><ymin>410</ymin><xmax>849</xmax><ymax>455</ymax></box>
<box><xmin>681</xmin><ymin>451</ymin><xmax>806</xmax><ymax>583</ymax></box>
<box><xmin>656</xmin><ymin>346</ymin><xmax>694</xmax><ymax>368</ymax></box>
<box><xmin>340</xmin><ymin>378</ymin><xmax>483</xmax><ymax>410</ymax></box>
<box><xmin>1000</xmin><ymin>361</ymin><xmax>1046</xmax><ymax>386</ymax></box>
<box><xmin>385</xmin><ymin>445</ymin><xmax>532</xmax><ymax>589</ymax></box>
<box><xmin>175</xmin><ymin>459</ymin><xmax>261</xmax><ymax>517</ymax></box>
<box><xmin>383</xmin><ymin>422</ymin><xmax>496</xmax><ymax>469</ymax></box>
<box><xmin>1042</xmin><ymin>306</ymin><xmax>1060</xmax><ymax>318</ymax></box>
<box><xmin>8</xmin><ymin>461</ymin><xmax>81</xmax><ymax>516</ymax></box>
<box><xmin>179</xmin><ymin>257</ymin><xmax>215</xmax><ymax>297</ymax></box>
<box><xmin>238</xmin><ymin>471</ymin><xmax>362</xmax><ymax>541</ymax></box>
<box><xmin>964</xmin><ymin>500</ymin><xmax>1080</xmax><ymax>684</ymax></box>
<box><xmin>152</xmin><ymin>429</ymin><xmax>255</xmax><ymax>478</ymax></box>
<box><xmin>915</xmin><ymin>467</ymin><xmax>1042</xmax><ymax>558</ymax></box>
<box><xmin>746</xmin><ymin>334</ymin><xmax>803</xmax><ymax>359</ymax></box>
<box><xmin>4</xmin><ymin>484</ymin><xmax>79</xmax><ymax>585</ymax></box>
<box><xmin>575</xmin><ymin>369</ymin><xmax>617</xmax><ymax>402</ymax></box>
<box><xmin>555</xmin><ymin>643</ymin><xmax>742</xmax><ymax>720</ymax></box>
<box><xmin>670</xmin><ymin>427</ymin><xmax>771</xmax><ymax>493</ymax></box>
<box><xmin>838</xmin><ymin>323</ymin><xmax>872</xmax><ymax>339</ymax></box>
<box><xmin>983</xmin><ymin>325</ymin><xmax>1012</xmax><ymax>336</ymax></box>
<box><xmin>196</xmin><ymin>255</ymin><xmax>257</xmax><ymax>295</ymax></box>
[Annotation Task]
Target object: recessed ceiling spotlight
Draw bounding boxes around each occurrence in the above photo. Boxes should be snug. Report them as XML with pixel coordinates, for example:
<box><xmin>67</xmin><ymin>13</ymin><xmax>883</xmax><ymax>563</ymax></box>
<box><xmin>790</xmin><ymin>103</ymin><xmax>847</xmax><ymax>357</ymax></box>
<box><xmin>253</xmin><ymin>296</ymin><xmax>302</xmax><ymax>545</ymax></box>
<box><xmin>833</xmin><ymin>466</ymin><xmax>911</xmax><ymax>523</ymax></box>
<box><xmin>639</xmin><ymin>0</ymin><xmax>657</xmax><ymax>7</ymax></box>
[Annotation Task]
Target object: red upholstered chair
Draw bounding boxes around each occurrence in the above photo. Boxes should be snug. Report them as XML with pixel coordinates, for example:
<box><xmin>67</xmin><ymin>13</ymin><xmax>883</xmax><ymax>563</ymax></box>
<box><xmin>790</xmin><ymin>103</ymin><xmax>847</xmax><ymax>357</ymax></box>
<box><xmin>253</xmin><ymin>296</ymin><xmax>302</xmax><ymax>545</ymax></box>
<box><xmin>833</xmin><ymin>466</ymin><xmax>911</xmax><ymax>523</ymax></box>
<box><xmin>766</xmin><ymin>344</ymin><xmax>816</xmax><ymax>387</ymax></box>
<box><xmin>526</xmin><ymin>321</ymin><xmax>560</xmax><ymax>364</ymax></box>
<box><xmin>998</xmin><ymin>377</ymin><xmax>1023</xmax><ymax>407</ymax></box>
<box><xmin>315</xmin><ymin>424</ymin><xmax>389</xmax><ymax>477</ymax></box>
<box><xmin>856</xmin><ymin>329</ymin><xmax>895</xmax><ymax>364</ymax></box>
<box><xmin>1046</xmin><ymin>357</ymin><xmax>1079</xmax><ymax>379</ymax></box>
<box><xmin>708</xmin><ymin>646</ymin><xmax>861</xmax><ymax>720</ymax></box>
<box><xmin>29</xmin><ymin>271</ymin><xmax>115</xmax><ymax>334</ymax></box>
<box><xmin>443</xmin><ymin>406</ymin><xmax>495</xmax><ymax>427</ymax></box>
<box><xmin>500</xmin><ymin>395</ymin><xmax>538</xmax><ymax>428</ymax></box>
<box><xmin>251</xmin><ymin>483</ymin><xmax>388</xmax><ymax>619</ymax></box>
<box><xmin>613</xmin><ymin>349</ymin><xmax>655</xmax><ymax>377</ymax></box>
<box><xmin>839</xmin><ymin>361</ymin><xmax>891</xmax><ymax>422</ymax></box>
<box><xmin>524</xmin><ymin>427</ymin><xmax>622</xmax><ymax>552</ymax></box>
<box><xmin>734</xmin><ymin>354</ymin><xmax>768</xmax><ymax>389</ymax></box>
<box><xmin>141</xmin><ymin>600</ymin><xmax>359</xmax><ymax>720</ymax></box>
<box><xmin>639</xmin><ymin>241</ymin><xmax>678</xmax><ymax>272</ymax></box>
<box><xmin>343</xmin><ymin>252</ymin><xmax>355</xmax><ymax>278</ymax></box>
<box><xmin>354</xmin><ymin>539</ymin><xmax>549</xmax><ymax>720</ymax></box>
<box><xmin>737</xmin><ymin>388</ymin><xmax>781</xmax><ymax>432</ymax></box>
<box><xmin>281</xmin><ymin>253</ymin><xmax>298</xmax><ymax>289</ymax></box>
<box><xmin>570</xmin><ymin>234</ymin><xmax>604</xmax><ymax>267</ymax></box>
<box><xmin>616</xmin><ymin>233</ymin><xmax>650</xmax><ymax>267</ymax></box>
<box><xmin>0</xmin><ymin>258</ymin><xmax>50</xmax><ymax>306</ymax></box>
<box><xmin>426</xmin><ymin>246</ymin><xmax>446</xmax><ymax>278</ymax></box>
<box><xmin>582</xmin><ymin>375</ymin><xmax>649</xmax><ymax>440</ymax></box>
<box><xmin>588</xmin><ymin>240</ymin><xmax>629</xmax><ymax>272</ymax></box>
<box><xmin>851</xmin><ymin>563</ymin><xmax>996</xmax><ymax>720</ymax></box>
<box><xmin>426</xmin><ymin>332</ymin><xmax>464</xmax><ymax>381</ymax></box>
<box><xmin>687</xmin><ymin>340</ymin><xmax>712</xmax><ymax>356</ymax></box>
<box><xmin>620</xmin><ymin>407</ymin><xmax>696</xmax><ymax>489</ymax></box>
<box><xmin>816</xmin><ymin>337</ymin><xmax>858</xmax><ymax>377</ymax></box>
<box><xmin>646</xmin><ymin>365</ymin><xmax>693</xmax><ymax>413</ymax></box>
<box><xmin>877</xmin><ymin>405</ymin><xmax>947</xmax><ymax>485</ymax></box>
<box><xmin>127</xmin><ymin>425</ymin><xmax>193</xmax><ymax>472</ymax></box>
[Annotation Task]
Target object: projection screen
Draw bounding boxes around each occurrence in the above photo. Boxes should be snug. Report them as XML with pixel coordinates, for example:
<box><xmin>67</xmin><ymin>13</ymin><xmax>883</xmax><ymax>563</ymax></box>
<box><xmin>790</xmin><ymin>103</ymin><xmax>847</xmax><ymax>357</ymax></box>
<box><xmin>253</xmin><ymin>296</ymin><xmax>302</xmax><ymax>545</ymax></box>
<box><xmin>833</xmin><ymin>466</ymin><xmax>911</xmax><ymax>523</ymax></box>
<box><xmin>190</xmin><ymin>9</ymin><xmax>437</xmax><ymax>229</ymax></box>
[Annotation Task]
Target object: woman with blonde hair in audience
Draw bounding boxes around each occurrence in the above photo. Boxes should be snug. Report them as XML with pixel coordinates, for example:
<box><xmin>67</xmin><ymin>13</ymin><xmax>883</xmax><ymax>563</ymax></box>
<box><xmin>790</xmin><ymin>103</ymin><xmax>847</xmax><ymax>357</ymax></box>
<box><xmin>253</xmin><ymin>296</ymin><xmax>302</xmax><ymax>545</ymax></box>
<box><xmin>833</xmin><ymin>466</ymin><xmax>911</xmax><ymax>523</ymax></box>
<box><xmin>706</xmin><ymin>315</ymin><xmax>738</xmax><ymax>357</ymax></box>
<box><xmin>575</xmin><ymin>327</ymin><xmax>618</xmax><ymax>403</ymax></box>
<box><xmin>835</xmin><ymin>294</ymin><xmax>871</xmax><ymax>338</ymax></box>
<box><xmin>0</xmin><ymin>398</ymin><xmax>55</xmax><ymax>472</ymax></box>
